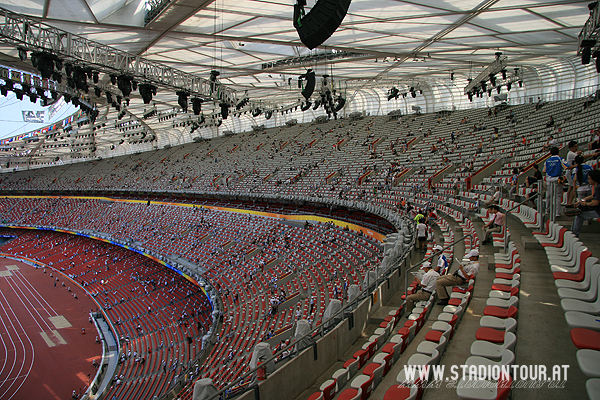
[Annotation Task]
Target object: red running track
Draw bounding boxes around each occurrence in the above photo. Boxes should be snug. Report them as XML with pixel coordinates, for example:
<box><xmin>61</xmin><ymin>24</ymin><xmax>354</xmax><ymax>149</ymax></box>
<box><xmin>0</xmin><ymin>258</ymin><xmax>102</xmax><ymax>400</ymax></box>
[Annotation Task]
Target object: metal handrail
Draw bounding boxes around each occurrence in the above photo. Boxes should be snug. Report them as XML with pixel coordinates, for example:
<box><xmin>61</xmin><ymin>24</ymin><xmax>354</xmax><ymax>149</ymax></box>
<box><xmin>500</xmin><ymin>191</ymin><xmax>539</xmax><ymax>251</ymax></box>
<box><xmin>503</xmin><ymin>192</ymin><xmax>538</xmax><ymax>215</ymax></box>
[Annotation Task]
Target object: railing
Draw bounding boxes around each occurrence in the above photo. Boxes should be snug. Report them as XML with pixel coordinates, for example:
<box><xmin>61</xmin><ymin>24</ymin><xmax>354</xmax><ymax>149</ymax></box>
<box><xmin>502</xmin><ymin>191</ymin><xmax>540</xmax><ymax>251</ymax></box>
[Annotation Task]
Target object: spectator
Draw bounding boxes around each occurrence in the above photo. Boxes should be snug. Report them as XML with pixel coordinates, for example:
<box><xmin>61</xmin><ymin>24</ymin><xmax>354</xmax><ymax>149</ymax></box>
<box><xmin>565</xmin><ymin>140</ymin><xmax>579</xmax><ymax>206</ymax></box>
<box><xmin>436</xmin><ymin>249</ymin><xmax>480</xmax><ymax>306</ymax></box>
<box><xmin>508</xmin><ymin>168</ymin><xmax>519</xmax><ymax>198</ymax></box>
<box><xmin>525</xmin><ymin>164</ymin><xmax>543</xmax><ymax>187</ymax></box>
<box><xmin>571</xmin><ymin>169</ymin><xmax>600</xmax><ymax>237</ymax></box>
<box><xmin>589</xmin><ymin>128</ymin><xmax>600</xmax><ymax>151</ymax></box>
<box><xmin>543</xmin><ymin>147</ymin><xmax>567</xmax><ymax>218</ymax></box>
<box><xmin>572</xmin><ymin>155</ymin><xmax>594</xmax><ymax>199</ymax></box>
<box><xmin>481</xmin><ymin>204</ymin><xmax>504</xmax><ymax>245</ymax></box>
<box><xmin>484</xmin><ymin>187</ymin><xmax>500</xmax><ymax>208</ymax></box>
<box><xmin>566</xmin><ymin>141</ymin><xmax>599</xmax><ymax>206</ymax></box>
<box><xmin>432</xmin><ymin>244</ymin><xmax>448</xmax><ymax>274</ymax></box>
<box><xmin>542</xmin><ymin>135</ymin><xmax>557</xmax><ymax>151</ymax></box>
<box><xmin>405</xmin><ymin>262</ymin><xmax>439</xmax><ymax>314</ymax></box>
<box><xmin>416</xmin><ymin>219</ymin><xmax>427</xmax><ymax>252</ymax></box>
<box><xmin>546</xmin><ymin>116</ymin><xmax>554</xmax><ymax>128</ymax></box>
<box><xmin>535</xmin><ymin>96</ymin><xmax>544</xmax><ymax>110</ymax></box>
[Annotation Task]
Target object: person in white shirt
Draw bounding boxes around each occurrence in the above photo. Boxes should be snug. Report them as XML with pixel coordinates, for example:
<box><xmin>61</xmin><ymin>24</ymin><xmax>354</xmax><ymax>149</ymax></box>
<box><xmin>436</xmin><ymin>249</ymin><xmax>480</xmax><ymax>305</ymax></box>
<box><xmin>405</xmin><ymin>262</ymin><xmax>439</xmax><ymax>314</ymax></box>
<box><xmin>484</xmin><ymin>187</ymin><xmax>500</xmax><ymax>208</ymax></box>
<box><xmin>416</xmin><ymin>220</ymin><xmax>427</xmax><ymax>252</ymax></box>
<box><xmin>432</xmin><ymin>245</ymin><xmax>449</xmax><ymax>274</ymax></box>
<box><xmin>482</xmin><ymin>205</ymin><xmax>505</xmax><ymax>245</ymax></box>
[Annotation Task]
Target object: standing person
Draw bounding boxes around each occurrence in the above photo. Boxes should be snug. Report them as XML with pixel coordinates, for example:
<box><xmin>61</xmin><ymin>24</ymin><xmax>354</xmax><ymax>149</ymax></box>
<box><xmin>543</xmin><ymin>147</ymin><xmax>567</xmax><ymax>218</ymax></box>
<box><xmin>416</xmin><ymin>219</ymin><xmax>427</xmax><ymax>252</ymax></box>
<box><xmin>436</xmin><ymin>249</ymin><xmax>480</xmax><ymax>306</ymax></box>
<box><xmin>508</xmin><ymin>168</ymin><xmax>519</xmax><ymax>198</ymax></box>
<box><xmin>571</xmin><ymin>170</ymin><xmax>600</xmax><ymax>238</ymax></box>
<box><xmin>414</xmin><ymin>210</ymin><xmax>425</xmax><ymax>224</ymax></box>
<box><xmin>481</xmin><ymin>205</ymin><xmax>505</xmax><ymax>245</ymax></box>
<box><xmin>405</xmin><ymin>262</ymin><xmax>439</xmax><ymax>314</ymax></box>
<box><xmin>572</xmin><ymin>155</ymin><xmax>593</xmax><ymax>200</ymax></box>
<box><xmin>565</xmin><ymin>141</ymin><xmax>579</xmax><ymax>207</ymax></box>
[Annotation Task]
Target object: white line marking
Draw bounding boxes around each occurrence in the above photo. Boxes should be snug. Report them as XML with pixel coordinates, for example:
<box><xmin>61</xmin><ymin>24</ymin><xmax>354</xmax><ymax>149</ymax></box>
<box><xmin>0</xmin><ymin>301</ymin><xmax>14</xmax><ymax>386</ymax></box>
<box><xmin>39</xmin><ymin>332</ymin><xmax>55</xmax><ymax>348</ymax></box>
<box><xmin>0</xmin><ymin>288</ymin><xmax>34</xmax><ymax>400</ymax></box>
<box><xmin>5</xmin><ymin>277</ymin><xmax>52</xmax><ymax>332</ymax></box>
<box><xmin>13</xmin><ymin>269</ymin><xmax>58</xmax><ymax>317</ymax></box>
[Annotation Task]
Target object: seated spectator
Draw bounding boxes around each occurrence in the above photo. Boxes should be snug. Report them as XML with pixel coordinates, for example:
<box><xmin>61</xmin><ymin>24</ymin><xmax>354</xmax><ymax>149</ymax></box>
<box><xmin>484</xmin><ymin>187</ymin><xmax>501</xmax><ymax>207</ymax></box>
<box><xmin>405</xmin><ymin>262</ymin><xmax>439</xmax><ymax>314</ymax></box>
<box><xmin>546</xmin><ymin>116</ymin><xmax>554</xmax><ymax>128</ymax></box>
<box><xmin>572</xmin><ymin>155</ymin><xmax>594</xmax><ymax>200</ymax></box>
<box><xmin>583</xmin><ymin>92</ymin><xmax>597</xmax><ymax>109</ymax></box>
<box><xmin>571</xmin><ymin>170</ymin><xmax>600</xmax><ymax>238</ymax></box>
<box><xmin>543</xmin><ymin>135</ymin><xmax>557</xmax><ymax>151</ymax></box>
<box><xmin>526</xmin><ymin>186</ymin><xmax>539</xmax><ymax>208</ymax></box>
<box><xmin>481</xmin><ymin>204</ymin><xmax>504</xmax><ymax>245</ymax></box>
<box><xmin>589</xmin><ymin>128</ymin><xmax>600</xmax><ymax>151</ymax></box>
<box><xmin>535</xmin><ymin>96</ymin><xmax>544</xmax><ymax>110</ymax></box>
<box><xmin>436</xmin><ymin>249</ymin><xmax>480</xmax><ymax>306</ymax></box>
<box><xmin>526</xmin><ymin>164</ymin><xmax>543</xmax><ymax>187</ymax></box>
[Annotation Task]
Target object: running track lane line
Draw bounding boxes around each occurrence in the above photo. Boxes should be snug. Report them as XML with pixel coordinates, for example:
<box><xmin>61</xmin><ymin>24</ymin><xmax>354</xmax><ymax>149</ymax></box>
<box><xmin>8</xmin><ymin>272</ymin><xmax>58</xmax><ymax>327</ymax></box>
<box><xmin>5</xmin><ymin>276</ymin><xmax>53</xmax><ymax>333</ymax></box>
<box><xmin>0</xmin><ymin>297</ymin><xmax>15</xmax><ymax>388</ymax></box>
<box><xmin>0</xmin><ymin>288</ymin><xmax>35</xmax><ymax>400</ymax></box>
<box><xmin>12</xmin><ymin>269</ymin><xmax>58</xmax><ymax>317</ymax></box>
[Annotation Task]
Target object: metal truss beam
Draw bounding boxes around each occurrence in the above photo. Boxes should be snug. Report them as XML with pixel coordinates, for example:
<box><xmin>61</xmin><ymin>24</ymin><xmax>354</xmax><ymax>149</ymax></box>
<box><xmin>464</xmin><ymin>55</ymin><xmax>508</xmax><ymax>94</ymax></box>
<box><xmin>0</xmin><ymin>7</ymin><xmax>237</xmax><ymax>104</ymax></box>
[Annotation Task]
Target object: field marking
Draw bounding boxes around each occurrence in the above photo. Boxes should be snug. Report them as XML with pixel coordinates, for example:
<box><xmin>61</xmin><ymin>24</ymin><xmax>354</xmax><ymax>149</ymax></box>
<box><xmin>39</xmin><ymin>332</ymin><xmax>55</xmax><ymax>348</ymax></box>
<box><xmin>48</xmin><ymin>316</ymin><xmax>71</xmax><ymax>329</ymax></box>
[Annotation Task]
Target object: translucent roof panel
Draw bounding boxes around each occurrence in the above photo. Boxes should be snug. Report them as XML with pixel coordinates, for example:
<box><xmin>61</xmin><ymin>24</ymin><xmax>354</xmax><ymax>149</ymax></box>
<box><xmin>0</xmin><ymin>0</ymin><xmax>595</xmax><ymax>155</ymax></box>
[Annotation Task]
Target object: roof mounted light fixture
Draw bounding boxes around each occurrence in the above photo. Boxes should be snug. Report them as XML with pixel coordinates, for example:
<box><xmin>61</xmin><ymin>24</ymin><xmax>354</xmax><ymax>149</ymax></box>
<box><xmin>578</xmin><ymin>2</ymin><xmax>600</xmax><ymax>66</ymax></box>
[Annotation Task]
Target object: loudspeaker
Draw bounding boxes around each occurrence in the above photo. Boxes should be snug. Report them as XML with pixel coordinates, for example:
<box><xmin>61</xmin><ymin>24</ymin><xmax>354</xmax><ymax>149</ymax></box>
<box><xmin>301</xmin><ymin>70</ymin><xmax>315</xmax><ymax>100</ymax></box>
<box><xmin>582</xmin><ymin>46</ymin><xmax>592</xmax><ymax>65</ymax></box>
<box><xmin>294</xmin><ymin>0</ymin><xmax>352</xmax><ymax>49</ymax></box>
<box><xmin>581</xmin><ymin>39</ymin><xmax>596</xmax><ymax>65</ymax></box>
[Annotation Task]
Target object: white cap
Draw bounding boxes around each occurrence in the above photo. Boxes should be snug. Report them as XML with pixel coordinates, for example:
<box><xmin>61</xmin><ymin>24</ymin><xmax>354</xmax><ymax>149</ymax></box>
<box><xmin>420</xmin><ymin>262</ymin><xmax>432</xmax><ymax>270</ymax></box>
<box><xmin>433</xmin><ymin>245</ymin><xmax>443</xmax><ymax>252</ymax></box>
<box><xmin>466</xmin><ymin>249</ymin><xmax>479</xmax><ymax>258</ymax></box>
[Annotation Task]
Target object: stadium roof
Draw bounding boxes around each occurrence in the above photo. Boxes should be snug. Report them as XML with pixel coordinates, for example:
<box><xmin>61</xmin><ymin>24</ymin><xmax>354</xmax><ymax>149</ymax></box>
<box><xmin>0</xmin><ymin>0</ymin><xmax>595</xmax><ymax>161</ymax></box>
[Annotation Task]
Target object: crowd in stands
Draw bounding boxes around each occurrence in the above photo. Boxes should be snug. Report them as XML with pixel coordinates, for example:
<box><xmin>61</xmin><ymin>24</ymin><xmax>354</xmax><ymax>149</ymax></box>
<box><xmin>0</xmin><ymin>196</ymin><xmax>382</xmax><ymax>396</ymax></box>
